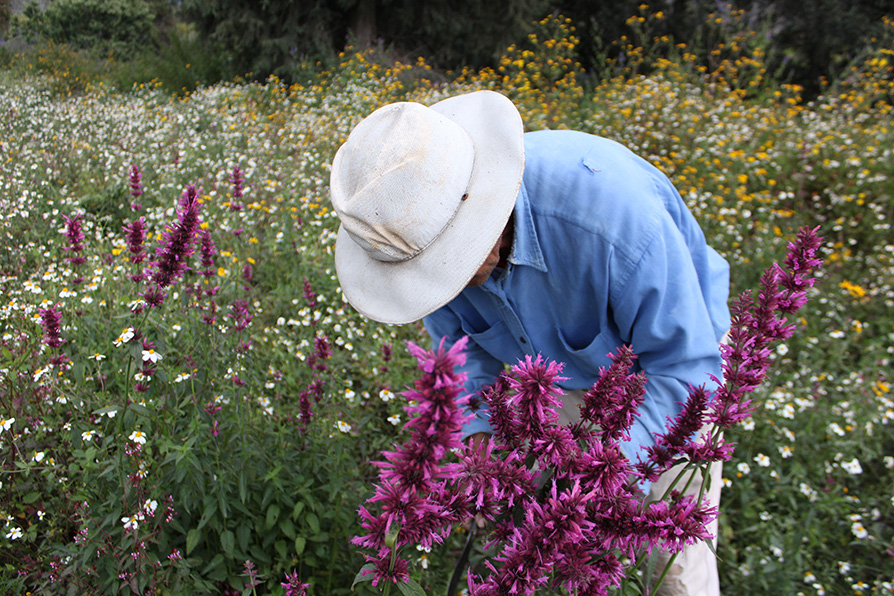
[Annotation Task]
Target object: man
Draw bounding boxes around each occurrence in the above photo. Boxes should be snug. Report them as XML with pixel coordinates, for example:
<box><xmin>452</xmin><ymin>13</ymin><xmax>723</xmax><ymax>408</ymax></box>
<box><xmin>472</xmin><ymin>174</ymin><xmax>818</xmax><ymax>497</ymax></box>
<box><xmin>330</xmin><ymin>90</ymin><xmax>730</xmax><ymax>596</ymax></box>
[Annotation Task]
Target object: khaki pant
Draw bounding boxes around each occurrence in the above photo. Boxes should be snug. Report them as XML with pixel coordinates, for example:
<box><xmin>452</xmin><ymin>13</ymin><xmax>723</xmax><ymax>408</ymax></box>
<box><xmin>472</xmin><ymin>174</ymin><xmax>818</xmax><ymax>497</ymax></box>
<box><xmin>558</xmin><ymin>391</ymin><xmax>722</xmax><ymax>596</ymax></box>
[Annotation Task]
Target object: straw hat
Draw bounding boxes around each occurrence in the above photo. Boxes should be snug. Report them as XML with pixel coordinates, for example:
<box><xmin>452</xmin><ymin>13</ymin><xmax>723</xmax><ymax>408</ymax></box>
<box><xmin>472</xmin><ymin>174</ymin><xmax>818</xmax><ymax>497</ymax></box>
<box><xmin>330</xmin><ymin>91</ymin><xmax>524</xmax><ymax>324</ymax></box>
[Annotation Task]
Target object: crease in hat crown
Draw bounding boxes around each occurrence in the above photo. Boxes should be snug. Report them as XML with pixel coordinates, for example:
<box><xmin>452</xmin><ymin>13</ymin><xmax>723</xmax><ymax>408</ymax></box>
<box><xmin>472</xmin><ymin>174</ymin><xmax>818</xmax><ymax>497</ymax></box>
<box><xmin>330</xmin><ymin>102</ymin><xmax>476</xmax><ymax>263</ymax></box>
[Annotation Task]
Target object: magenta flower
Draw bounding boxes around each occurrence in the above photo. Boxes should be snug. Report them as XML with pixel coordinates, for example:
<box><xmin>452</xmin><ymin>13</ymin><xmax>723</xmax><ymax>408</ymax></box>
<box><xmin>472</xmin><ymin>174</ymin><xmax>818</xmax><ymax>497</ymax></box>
<box><xmin>198</xmin><ymin>229</ymin><xmax>217</xmax><ymax>277</ymax></box>
<box><xmin>229</xmin><ymin>165</ymin><xmax>245</xmax><ymax>210</ymax></box>
<box><xmin>706</xmin><ymin>226</ymin><xmax>823</xmax><ymax>432</ymax></box>
<box><xmin>123</xmin><ymin>217</ymin><xmax>148</xmax><ymax>264</ymax></box>
<box><xmin>479</xmin><ymin>374</ymin><xmax>521</xmax><ymax>449</ymax></box>
<box><xmin>308</xmin><ymin>335</ymin><xmax>331</xmax><ymax>372</ymax></box>
<box><xmin>456</xmin><ymin>441</ymin><xmax>534</xmax><ymax>523</ymax></box>
<box><xmin>151</xmin><ymin>185</ymin><xmax>202</xmax><ymax>288</ymax></box>
<box><xmin>241</xmin><ymin>560</ymin><xmax>260</xmax><ymax>589</ymax></box>
<box><xmin>570</xmin><ymin>438</ymin><xmax>631</xmax><ymax>496</ymax></box>
<box><xmin>138</xmin><ymin>284</ymin><xmax>168</xmax><ymax>309</ymax></box>
<box><xmin>281</xmin><ymin>570</ymin><xmax>309</xmax><ymax>596</ymax></box>
<box><xmin>129</xmin><ymin>164</ymin><xmax>143</xmax><ymax>210</ymax></box>
<box><xmin>468</xmin><ymin>482</ymin><xmax>594</xmax><ymax>596</ymax></box>
<box><xmin>303</xmin><ymin>278</ymin><xmax>317</xmax><ymax>310</ymax></box>
<box><xmin>634</xmin><ymin>492</ymin><xmax>717</xmax><ymax>554</ymax></box>
<box><xmin>507</xmin><ymin>354</ymin><xmax>567</xmax><ymax>443</ymax></box>
<box><xmin>298</xmin><ymin>394</ymin><xmax>313</xmax><ymax>428</ymax></box>
<box><xmin>637</xmin><ymin>385</ymin><xmax>712</xmax><ymax>482</ymax></box>
<box><xmin>367</xmin><ymin>552</ymin><xmax>410</xmax><ymax>587</ymax></box>
<box><xmin>228</xmin><ymin>299</ymin><xmax>253</xmax><ymax>332</ymax></box>
<box><xmin>579</xmin><ymin>345</ymin><xmax>647</xmax><ymax>443</ymax></box>
<box><xmin>38</xmin><ymin>304</ymin><xmax>65</xmax><ymax>348</ymax></box>
<box><xmin>354</xmin><ymin>338</ymin><xmax>473</xmax><ymax>581</ymax></box>
<box><xmin>61</xmin><ymin>213</ymin><xmax>86</xmax><ymax>268</ymax></box>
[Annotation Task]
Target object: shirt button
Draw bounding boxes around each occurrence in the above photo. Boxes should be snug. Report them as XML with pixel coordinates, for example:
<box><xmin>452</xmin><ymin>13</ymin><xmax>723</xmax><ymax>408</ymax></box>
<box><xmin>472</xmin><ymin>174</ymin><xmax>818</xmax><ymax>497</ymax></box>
<box><xmin>520</xmin><ymin>337</ymin><xmax>527</xmax><ymax>344</ymax></box>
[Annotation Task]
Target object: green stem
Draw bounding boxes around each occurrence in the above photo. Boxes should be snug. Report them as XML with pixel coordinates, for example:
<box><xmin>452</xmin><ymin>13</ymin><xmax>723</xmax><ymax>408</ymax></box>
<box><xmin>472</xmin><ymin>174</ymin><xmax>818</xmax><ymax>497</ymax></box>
<box><xmin>651</xmin><ymin>550</ymin><xmax>680</xmax><ymax>594</ymax></box>
<box><xmin>447</xmin><ymin>524</ymin><xmax>478</xmax><ymax>596</ymax></box>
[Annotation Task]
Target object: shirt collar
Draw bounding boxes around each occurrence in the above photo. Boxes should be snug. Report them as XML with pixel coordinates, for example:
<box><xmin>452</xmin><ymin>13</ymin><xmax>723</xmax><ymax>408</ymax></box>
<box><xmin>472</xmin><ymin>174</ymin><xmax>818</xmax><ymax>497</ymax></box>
<box><xmin>507</xmin><ymin>182</ymin><xmax>547</xmax><ymax>272</ymax></box>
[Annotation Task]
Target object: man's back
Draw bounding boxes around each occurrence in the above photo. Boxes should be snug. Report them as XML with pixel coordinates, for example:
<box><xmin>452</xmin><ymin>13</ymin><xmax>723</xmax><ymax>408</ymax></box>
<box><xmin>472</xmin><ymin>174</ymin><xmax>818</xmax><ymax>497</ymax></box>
<box><xmin>424</xmin><ymin>129</ymin><xmax>731</xmax><ymax>454</ymax></box>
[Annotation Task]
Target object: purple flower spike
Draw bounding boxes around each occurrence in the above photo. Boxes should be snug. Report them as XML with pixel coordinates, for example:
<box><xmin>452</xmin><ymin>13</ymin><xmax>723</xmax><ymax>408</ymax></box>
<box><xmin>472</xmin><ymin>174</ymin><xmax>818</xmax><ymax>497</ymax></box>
<box><xmin>638</xmin><ymin>385</ymin><xmax>712</xmax><ymax>480</ymax></box>
<box><xmin>580</xmin><ymin>345</ymin><xmax>647</xmax><ymax>443</ymax></box>
<box><xmin>458</xmin><ymin>441</ymin><xmax>534</xmax><ymax>522</ymax></box>
<box><xmin>62</xmin><ymin>214</ymin><xmax>86</xmax><ymax>267</ymax></box>
<box><xmin>354</xmin><ymin>338</ymin><xmax>474</xmax><ymax>580</ymax></box>
<box><xmin>367</xmin><ymin>553</ymin><xmax>409</xmax><ymax>587</ymax></box>
<box><xmin>123</xmin><ymin>217</ymin><xmax>148</xmax><ymax>264</ymax></box>
<box><xmin>228</xmin><ymin>299</ymin><xmax>253</xmax><ymax>332</ymax></box>
<box><xmin>470</xmin><ymin>482</ymin><xmax>595</xmax><ymax>596</ymax></box>
<box><xmin>480</xmin><ymin>374</ymin><xmax>521</xmax><ymax>449</ymax></box>
<box><xmin>705</xmin><ymin>226</ymin><xmax>823</xmax><ymax>433</ymax></box>
<box><xmin>572</xmin><ymin>439</ymin><xmax>630</xmax><ymax>495</ymax></box>
<box><xmin>38</xmin><ymin>304</ymin><xmax>65</xmax><ymax>348</ymax></box>
<box><xmin>129</xmin><ymin>164</ymin><xmax>144</xmax><ymax>210</ymax></box>
<box><xmin>281</xmin><ymin>570</ymin><xmax>309</xmax><ymax>596</ymax></box>
<box><xmin>229</xmin><ymin>165</ymin><xmax>245</xmax><ymax>210</ymax></box>
<box><xmin>151</xmin><ymin>185</ymin><xmax>202</xmax><ymax>288</ymax></box>
<box><xmin>507</xmin><ymin>354</ymin><xmax>567</xmax><ymax>443</ymax></box>
<box><xmin>198</xmin><ymin>229</ymin><xmax>217</xmax><ymax>277</ymax></box>
<box><xmin>139</xmin><ymin>284</ymin><xmax>167</xmax><ymax>309</ymax></box>
<box><xmin>302</xmin><ymin>278</ymin><xmax>317</xmax><ymax>308</ymax></box>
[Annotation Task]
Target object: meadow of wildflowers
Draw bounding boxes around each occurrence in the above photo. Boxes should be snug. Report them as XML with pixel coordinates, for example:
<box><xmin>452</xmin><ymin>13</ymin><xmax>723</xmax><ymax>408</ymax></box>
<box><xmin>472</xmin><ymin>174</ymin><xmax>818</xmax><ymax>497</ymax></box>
<box><xmin>1</xmin><ymin>10</ymin><xmax>893</xmax><ymax>596</ymax></box>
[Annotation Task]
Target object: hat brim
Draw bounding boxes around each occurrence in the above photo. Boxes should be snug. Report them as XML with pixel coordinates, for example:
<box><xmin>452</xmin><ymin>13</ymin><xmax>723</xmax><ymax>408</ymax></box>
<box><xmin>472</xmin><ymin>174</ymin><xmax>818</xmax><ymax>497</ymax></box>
<box><xmin>334</xmin><ymin>91</ymin><xmax>524</xmax><ymax>325</ymax></box>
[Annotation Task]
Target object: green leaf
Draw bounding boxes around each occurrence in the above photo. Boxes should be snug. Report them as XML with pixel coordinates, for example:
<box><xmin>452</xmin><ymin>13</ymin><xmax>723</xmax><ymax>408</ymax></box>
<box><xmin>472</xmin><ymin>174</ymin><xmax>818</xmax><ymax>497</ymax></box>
<box><xmin>351</xmin><ymin>563</ymin><xmax>376</xmax><ymax>590</ymax></box>
<box><xmin>71</xmin><ymin>361</ymin><xmax>85</xmax><ymax>383</ymax></box>
<box><xmin>196</xmin><ymin>498</ymin><xmax>218</xmax><ymax>531</ymax></box>
<box><xmin>294</xmin><ymin>536</ymin><xmax>306</xmax><ymax>555</ymax></box>
<box><xmin>238</xmin><ymin>470</ymin><xmax>248</xmax><ymax>504</ymax></box>
<box><xmin>186</xmin><ymin>528</ymin><xmax>201</xmax><ymax>555</ymax></box>
<box><xmin>396</xmin><ymin>577</ymin><xmax>428</xmax><ymax>596</ymax></box>
<box><xmin>220</xmin><ymin>529</ymin><xmax>235</xmax><ymax>559</ymax></box>
<box><xmin>22</xmin><ymin>492</ymin><xmax>40</xmax><ymax>504</ymax></box>
<box><xmin>129</xmin><ymin>342</ymin><xmax>143</xmax><ymax>363</ymax></box>
<box><xmin>281</xmin><ymin>517</ymin><xmax>295</xmax><ymax>540</ymax></box>
<box><xmin>127</xmin><ymin>402</ymin><xmax>152</xmax><ymax>417</ymax></box>
<box><xmin>305</xmin><ymin>511</ymin><xmax>319</xmax><ymax>535</ymax></box>
<box><xmin>291</xmin><ymin>501</ymin><xmax>305</xmax><ymax>520</ymax></box>
<box><xmin>265</xmin><ymin>504</ymin><xmax>281</xmax><ymax>530</ymax></box>
<box><xmin>237</xmin><ymin>523</ymin><xmax>251</xmax><ymax>552</ymax></box>
<box><xmin>92</xmin><ymin>405</ymin><xmax>120</xmax><ymax>417</ymax></box>
<box><xmin>274</xmin><ymin>539</ymin><xmax>287</xmax><ymax>559</ymax></box>
<box><xmin>202</xmin><ymin>553</ymin><xmax>226</xmax><ymax>579</ymax></box>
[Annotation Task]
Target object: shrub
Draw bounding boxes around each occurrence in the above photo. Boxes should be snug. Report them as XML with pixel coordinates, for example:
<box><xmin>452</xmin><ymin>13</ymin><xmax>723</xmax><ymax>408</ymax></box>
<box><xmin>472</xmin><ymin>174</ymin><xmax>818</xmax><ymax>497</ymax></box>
<box><xmin>14</xmin><ymin>0</ymin><xmax>154</xmax><ymax>60</ymax></box>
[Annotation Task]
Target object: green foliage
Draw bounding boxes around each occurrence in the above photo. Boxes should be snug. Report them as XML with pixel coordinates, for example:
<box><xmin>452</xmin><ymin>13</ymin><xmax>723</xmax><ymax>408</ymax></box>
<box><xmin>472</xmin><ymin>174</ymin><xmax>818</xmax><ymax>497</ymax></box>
<box><xmin>180</xmin><ymin>0</ymin><xmax>342</xmax><ymax>81</ymax></box>
<box><xmin>109</xmin><ymin>22</ymin><xmax>229</xmax><ymax>94</ymax></box>
<box><xmin>14</xmin><ymin>0</ymin><xmax>155</xmax><ymax>60</ymax></box>
<box><xmin>0</xmin><ymin>39</ymin><xmax>113</xmax><ymax>96</ymax></box>
<box><xmin>178</xmin><ymin>0</ymin><xmax>551</xmax><ymax>83</ymax></box>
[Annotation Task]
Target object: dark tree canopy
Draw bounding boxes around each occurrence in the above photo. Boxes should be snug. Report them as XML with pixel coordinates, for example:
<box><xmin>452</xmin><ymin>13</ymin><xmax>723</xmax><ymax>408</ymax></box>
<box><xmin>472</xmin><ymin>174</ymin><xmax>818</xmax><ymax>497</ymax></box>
<box><xmin>8</xmin><ymin>0</ymin><xmax>893</xmax><ymax>91</ymax></box>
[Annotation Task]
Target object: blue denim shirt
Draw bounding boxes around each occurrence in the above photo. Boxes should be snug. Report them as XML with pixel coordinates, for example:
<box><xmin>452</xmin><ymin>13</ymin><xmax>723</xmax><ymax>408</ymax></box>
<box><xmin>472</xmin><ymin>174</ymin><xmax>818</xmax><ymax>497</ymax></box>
<box><xmin>423</xmin><ymin>130</ymin><xmax>731</xmax><ymax>460</ymax></box>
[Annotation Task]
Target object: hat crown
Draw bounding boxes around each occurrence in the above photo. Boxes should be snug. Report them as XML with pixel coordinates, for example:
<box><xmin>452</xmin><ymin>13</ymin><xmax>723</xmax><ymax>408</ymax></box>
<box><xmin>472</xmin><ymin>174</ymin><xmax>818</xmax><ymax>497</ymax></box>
<box><xmin>330</xmin><ymin>102</ymin><xmax>475</xmax><ymax>263</ymax></box>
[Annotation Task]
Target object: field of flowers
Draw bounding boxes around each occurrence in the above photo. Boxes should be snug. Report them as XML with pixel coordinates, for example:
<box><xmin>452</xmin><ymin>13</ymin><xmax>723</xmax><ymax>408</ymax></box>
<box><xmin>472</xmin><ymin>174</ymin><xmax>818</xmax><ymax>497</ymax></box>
<box><xmin>1</xmin><ymin>12</ymin><xmax>893</xmax><ymax>596</ymax></box>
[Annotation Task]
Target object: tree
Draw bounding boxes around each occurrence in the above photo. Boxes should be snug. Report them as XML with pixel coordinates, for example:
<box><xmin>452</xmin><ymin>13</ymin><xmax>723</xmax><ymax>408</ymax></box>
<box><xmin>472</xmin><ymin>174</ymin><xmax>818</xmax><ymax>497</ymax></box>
<box><xmin>180</xmin><ymin>0</ymin><xmax>550</xmax><ymax>81</ymax></box>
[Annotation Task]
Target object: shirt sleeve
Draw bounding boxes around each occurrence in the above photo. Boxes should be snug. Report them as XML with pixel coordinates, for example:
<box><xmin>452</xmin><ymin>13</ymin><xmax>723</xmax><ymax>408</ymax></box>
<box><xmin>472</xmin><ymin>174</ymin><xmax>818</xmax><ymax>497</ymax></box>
<box><xmin>423</xmin><ymin>306</ymin><xmax>506</xmax><ymax>438</ymax></box>
<box><xmin>609</xmin><ymin>216</ymin><xmax>724</xmax><ymax>459</ymax></box>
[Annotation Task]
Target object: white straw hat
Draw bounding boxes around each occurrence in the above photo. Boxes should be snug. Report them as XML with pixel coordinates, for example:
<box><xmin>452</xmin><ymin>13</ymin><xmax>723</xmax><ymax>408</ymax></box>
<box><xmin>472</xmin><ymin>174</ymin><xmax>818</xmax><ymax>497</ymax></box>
<box><xmin>330</xmin><ymin>90</ymin><xmax>524</xmax><ymax>324</ymax></box>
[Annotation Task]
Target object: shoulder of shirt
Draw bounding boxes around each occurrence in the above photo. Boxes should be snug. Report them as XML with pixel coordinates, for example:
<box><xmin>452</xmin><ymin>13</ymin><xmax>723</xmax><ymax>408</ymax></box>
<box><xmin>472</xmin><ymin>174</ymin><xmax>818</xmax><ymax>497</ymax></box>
<box><xmin>521</xmin><ymin>130</ymin><xmax>668</xmax><ymax>263</ymax></box>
